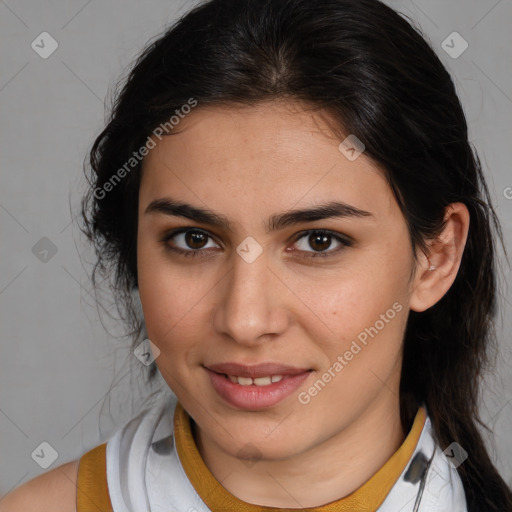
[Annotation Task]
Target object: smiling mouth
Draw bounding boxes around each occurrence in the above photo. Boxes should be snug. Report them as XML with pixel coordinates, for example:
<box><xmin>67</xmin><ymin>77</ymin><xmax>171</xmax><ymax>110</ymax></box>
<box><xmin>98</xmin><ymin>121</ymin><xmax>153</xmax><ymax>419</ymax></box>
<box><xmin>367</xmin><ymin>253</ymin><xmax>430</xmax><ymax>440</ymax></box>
<box><xmin>204</xmin><ymin>363</ymin><xmax>313</xmax><ymax>410</ymax></box>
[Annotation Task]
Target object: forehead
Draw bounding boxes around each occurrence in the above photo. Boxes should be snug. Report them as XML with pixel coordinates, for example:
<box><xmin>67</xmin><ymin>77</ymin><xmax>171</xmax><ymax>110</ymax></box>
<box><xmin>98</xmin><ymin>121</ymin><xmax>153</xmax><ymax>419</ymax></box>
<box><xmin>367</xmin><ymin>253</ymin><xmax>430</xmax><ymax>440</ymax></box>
<box><xmin>139</xmin><ymin>101</ymin><xmax>396</xmax><ymax>221</ymax></box>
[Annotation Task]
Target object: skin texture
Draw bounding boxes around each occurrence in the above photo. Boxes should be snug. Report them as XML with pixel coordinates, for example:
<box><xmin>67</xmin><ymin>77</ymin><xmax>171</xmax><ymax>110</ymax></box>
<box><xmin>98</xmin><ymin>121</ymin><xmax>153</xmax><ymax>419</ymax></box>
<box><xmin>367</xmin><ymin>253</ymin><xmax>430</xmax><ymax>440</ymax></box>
<box><xmin>0</xmin><ymin>460</ymin><xmax>79</xmax><ymax>512</ymax></box>
<box><xmin>137</xmin><ymin>100</ymin><xmax>469</xmax><ymax>508</ymax></box>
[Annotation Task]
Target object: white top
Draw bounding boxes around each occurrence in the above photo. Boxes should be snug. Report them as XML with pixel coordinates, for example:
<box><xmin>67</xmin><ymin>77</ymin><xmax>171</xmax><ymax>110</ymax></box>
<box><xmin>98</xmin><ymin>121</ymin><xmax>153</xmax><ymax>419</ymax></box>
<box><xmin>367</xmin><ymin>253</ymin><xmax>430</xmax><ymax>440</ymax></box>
<box><xmin>98</xmin><ymin>394</ymin><xmax>467</xmax><ymax>511</ymax></box>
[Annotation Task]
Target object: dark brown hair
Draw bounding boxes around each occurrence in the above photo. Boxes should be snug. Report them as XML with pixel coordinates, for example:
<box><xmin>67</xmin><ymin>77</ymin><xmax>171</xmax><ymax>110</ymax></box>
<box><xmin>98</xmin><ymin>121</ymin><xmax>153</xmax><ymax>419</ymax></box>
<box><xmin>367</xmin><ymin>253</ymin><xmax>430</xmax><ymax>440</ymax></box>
<box><xmin>80</xmin><ymin>0</ymin><xmax>512</xmax><ymax>509</ymax></box>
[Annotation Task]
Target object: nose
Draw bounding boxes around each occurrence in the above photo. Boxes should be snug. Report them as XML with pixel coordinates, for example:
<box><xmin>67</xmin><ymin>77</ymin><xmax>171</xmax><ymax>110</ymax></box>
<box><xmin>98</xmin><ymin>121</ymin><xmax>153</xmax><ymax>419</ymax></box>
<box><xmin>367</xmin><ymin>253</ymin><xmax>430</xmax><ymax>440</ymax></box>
<box><xmin>211</xmin><ymin>248</ymin><xmax>289</xmax><ymax>347</ymax></box>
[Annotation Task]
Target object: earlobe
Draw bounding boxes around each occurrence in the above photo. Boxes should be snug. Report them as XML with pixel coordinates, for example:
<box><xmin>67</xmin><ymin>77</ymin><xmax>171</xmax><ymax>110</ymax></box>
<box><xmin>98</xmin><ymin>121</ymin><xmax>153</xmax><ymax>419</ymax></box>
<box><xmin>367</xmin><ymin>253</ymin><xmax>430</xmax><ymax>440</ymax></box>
<box><xmin>409</xmin><ymin>202</ymin><xmax>470</xmax><ymax>312</ymax></box>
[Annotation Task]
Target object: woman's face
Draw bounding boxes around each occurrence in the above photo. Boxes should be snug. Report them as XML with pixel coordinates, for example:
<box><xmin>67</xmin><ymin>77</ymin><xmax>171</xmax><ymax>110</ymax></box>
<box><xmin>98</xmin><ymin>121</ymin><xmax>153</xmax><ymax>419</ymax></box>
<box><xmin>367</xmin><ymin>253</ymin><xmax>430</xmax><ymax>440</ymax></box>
<box><xmin>137</xmin><ymin>100</ymin><xmax>417</xmax><ymax>461</ymax></box>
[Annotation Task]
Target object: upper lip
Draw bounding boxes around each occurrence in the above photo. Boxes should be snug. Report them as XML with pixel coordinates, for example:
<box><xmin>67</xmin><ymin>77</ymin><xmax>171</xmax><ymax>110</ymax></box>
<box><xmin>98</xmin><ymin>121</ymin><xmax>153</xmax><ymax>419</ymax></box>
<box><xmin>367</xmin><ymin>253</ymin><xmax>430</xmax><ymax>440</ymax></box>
<box><xmin>205</xmin><ymin>362</ymin><xmax>311</xmax><ymax>378</ymax></box>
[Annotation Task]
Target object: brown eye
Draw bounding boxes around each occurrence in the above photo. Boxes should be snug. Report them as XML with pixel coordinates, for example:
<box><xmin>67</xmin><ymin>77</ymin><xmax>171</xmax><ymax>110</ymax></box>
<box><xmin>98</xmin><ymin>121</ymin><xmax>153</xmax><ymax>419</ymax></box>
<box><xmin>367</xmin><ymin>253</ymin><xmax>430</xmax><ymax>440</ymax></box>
<box><xmin>292</xmin><ymin>230</ymin><xmax>351</xmax><ymax>258</ymax></box>
<box><xmin>185</xmin><ymin>230</ymin><xmax>209</xmax><ymax>249</ymax></box>
<box><xmin>308</xmin><ymin>232</ymin><xmax>332</xmax><ymax>252</ymax></box>
<box><xmin>161</xmin><ymin>228</ymin><xmax>220</xmax><ymax>258</ymax></box>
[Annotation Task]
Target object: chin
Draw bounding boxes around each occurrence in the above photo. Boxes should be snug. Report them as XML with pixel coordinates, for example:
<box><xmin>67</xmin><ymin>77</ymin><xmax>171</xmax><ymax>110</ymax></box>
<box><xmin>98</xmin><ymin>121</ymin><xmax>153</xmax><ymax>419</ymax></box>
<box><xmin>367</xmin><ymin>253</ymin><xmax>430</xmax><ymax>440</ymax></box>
<box><xmin>225</xmin><ymin>432</ymin><xmax>306</xmax><ymax>463</ymax></box>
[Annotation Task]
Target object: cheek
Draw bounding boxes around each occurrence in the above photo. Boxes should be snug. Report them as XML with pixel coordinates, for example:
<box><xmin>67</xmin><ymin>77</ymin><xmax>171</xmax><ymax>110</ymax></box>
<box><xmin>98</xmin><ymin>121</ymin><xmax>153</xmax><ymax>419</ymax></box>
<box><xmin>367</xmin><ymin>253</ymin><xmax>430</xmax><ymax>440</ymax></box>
<box><xmin>305</xmin><ymin>253</ymin><xmax>410</xmax><ymax>384</ymax></box>
<box><xmin>319</xmin><ymin>265</ymin><xmax>407</xmax><ymax>336</ymax></box>
<box><xmin>303</xmin><ymin>273</ymin><xmax>408</xmax><ymax>413</ymax></box>
<box><xmin>137</xmin><ymin>241</ymin><xmax>215</xmax><ymax>361</ymax></box>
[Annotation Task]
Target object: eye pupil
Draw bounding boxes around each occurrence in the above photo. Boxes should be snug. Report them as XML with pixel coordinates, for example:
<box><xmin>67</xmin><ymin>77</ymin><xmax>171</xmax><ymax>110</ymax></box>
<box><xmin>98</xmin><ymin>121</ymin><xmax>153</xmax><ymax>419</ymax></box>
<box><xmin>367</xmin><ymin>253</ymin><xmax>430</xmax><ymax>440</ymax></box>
<box><xmin>310</xmin><ymin>233</ymin><xmax>331</xmax><ymax>251</ymax></box>
<box><xmin>186</xmin><ymin>230</ymin><xmax>207</xmax><ymax>249</ymax></box>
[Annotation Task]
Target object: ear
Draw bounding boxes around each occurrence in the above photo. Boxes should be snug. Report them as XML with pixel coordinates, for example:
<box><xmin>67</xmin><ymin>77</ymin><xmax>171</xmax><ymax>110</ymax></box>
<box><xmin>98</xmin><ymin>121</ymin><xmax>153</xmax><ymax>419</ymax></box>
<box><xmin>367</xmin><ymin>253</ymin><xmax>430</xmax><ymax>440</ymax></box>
<box><xmin>409</xmin><ymin>202</ymin><xmax>470</xmax><ymax>312</ymax></box>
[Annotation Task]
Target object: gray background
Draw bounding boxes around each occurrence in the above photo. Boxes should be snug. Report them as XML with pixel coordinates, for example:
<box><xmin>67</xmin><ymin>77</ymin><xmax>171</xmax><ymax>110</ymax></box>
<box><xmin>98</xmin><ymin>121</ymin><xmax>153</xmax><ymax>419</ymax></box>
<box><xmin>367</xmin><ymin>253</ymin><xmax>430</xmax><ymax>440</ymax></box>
<box><xmin>1</xmin><ymin>0</ymin><xmax>511</xmax><ymax>496</ymax></box>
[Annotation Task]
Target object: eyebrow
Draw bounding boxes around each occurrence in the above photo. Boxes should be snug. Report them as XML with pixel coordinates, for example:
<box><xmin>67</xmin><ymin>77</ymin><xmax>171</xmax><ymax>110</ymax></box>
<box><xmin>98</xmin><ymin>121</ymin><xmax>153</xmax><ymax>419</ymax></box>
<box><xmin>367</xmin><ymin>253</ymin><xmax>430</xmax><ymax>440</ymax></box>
<box><xmin>144</xmin><ymin>197</ymin><xmax>373</xmax><ymax>233</ymax></box>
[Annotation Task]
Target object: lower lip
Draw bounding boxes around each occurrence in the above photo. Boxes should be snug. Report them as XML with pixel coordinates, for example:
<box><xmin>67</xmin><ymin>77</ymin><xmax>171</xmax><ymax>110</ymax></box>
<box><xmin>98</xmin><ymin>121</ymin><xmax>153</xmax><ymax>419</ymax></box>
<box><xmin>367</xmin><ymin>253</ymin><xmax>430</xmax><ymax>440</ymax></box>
<box><xmin>205</xmin><ymin>368</ymin><xmax>312</xmax><ymax>410</ymax></box>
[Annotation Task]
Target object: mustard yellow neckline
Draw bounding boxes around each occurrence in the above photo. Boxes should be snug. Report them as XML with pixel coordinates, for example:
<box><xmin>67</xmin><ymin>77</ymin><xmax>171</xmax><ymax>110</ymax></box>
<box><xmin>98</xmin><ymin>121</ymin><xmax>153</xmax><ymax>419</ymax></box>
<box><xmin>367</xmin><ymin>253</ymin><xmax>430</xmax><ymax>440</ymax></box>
<box><xmin>174</xmin><ymin>403</ymin><xmax>426</xmax><ymax>512</ymax></box>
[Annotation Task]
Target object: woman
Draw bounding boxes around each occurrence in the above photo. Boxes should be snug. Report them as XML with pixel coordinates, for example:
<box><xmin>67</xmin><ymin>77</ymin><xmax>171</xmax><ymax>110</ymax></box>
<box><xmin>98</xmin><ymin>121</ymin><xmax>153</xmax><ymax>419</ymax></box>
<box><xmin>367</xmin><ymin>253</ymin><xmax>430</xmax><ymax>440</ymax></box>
<box><xmin>3</xmin><ymin>0</ymin><xmax>511</xmax><ymax>510</ymax></box>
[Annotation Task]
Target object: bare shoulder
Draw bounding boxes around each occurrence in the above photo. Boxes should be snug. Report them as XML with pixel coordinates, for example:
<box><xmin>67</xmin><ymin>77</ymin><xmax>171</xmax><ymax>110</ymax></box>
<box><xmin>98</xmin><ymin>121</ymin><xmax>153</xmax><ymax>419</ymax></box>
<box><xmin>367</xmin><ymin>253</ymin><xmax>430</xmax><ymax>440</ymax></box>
<box><xmin>0</xmin><ymin>459</ymin><xmax>79</xmax><ymax>512</ymax></box>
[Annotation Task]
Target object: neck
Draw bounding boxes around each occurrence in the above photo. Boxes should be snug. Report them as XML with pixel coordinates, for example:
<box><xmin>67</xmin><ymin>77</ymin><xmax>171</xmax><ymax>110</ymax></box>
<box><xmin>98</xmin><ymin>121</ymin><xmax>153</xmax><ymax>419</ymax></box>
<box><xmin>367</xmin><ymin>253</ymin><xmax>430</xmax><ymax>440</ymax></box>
<box><xmin>194</xmin><ymin>391</ymin><xmax>406</xmax><ymax>508</ymax></box>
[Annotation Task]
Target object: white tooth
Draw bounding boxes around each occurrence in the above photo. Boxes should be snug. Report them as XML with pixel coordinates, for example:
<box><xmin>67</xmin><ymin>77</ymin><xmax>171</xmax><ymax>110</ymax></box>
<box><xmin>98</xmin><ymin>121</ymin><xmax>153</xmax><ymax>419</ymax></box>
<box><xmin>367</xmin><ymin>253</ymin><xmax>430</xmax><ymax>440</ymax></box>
<box><xmin>228</xmin><ymin>375</ymin><xmax>238</xmax><ymax>383</ymax></box>
<box><xmin>237</xmin><ymin>376</ymin><xmax>253</xmax><ymax>386</ymax></box>
<box><xmin>253</xmin><ymin>376</ymin><xmax>272</xmax><ymax>386</ymax></box>
<box><xmin>271</xmin><ymin>375</ymin><xmax>283</xmax><ymax>383</ymax></box>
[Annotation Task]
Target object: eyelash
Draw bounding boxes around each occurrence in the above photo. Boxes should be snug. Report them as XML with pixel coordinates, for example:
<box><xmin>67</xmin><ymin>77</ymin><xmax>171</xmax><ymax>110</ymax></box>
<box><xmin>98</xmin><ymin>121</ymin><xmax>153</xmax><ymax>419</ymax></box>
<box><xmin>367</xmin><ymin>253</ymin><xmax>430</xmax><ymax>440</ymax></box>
<box><xmin>160</xmin><ymin>228</ymin><xmax>352</xmax><ymax>260</ymax></box>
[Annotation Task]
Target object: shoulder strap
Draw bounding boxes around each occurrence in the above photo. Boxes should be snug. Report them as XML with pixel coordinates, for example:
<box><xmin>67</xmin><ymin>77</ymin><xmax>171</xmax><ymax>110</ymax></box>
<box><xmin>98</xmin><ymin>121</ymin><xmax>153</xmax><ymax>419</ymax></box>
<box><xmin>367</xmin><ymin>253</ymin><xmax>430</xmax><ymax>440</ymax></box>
<box><xmin>76</xmin><ymin>443</ymin><xmax>114</xmax><ymax>512</ymax></box>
